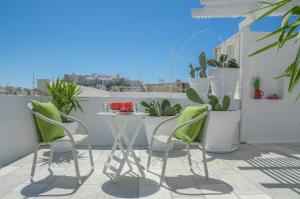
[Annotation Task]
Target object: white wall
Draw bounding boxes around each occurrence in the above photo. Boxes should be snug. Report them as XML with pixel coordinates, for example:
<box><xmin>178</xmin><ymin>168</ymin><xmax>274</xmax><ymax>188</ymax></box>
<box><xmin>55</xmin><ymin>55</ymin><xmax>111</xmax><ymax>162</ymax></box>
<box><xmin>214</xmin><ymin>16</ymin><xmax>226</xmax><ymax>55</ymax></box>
<box><xmin>0</xmin><ymin>96</ymin><xmax>43</xmax><ymax>166</ymax></box>
<box><xmin>240</xmin><ymin>30</ymin><xmax>300</xmax><ymax>143</ymax></box>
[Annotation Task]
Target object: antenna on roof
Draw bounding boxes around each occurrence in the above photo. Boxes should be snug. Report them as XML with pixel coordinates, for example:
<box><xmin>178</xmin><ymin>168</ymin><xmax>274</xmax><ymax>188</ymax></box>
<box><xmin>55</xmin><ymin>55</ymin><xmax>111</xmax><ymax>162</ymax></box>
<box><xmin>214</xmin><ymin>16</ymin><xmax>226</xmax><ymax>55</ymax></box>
<box><xmin>32</xmin><ymin>72</ymin><xmax>35</xmax><ymax>89</ymax></box>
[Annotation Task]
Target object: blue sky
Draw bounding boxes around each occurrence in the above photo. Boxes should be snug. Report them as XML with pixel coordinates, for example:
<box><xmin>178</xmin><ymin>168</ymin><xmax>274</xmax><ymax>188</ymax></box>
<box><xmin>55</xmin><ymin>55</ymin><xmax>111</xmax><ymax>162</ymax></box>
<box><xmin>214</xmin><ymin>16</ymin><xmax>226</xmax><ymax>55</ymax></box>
<box><xmin>0</xmin><ymin>0</ymin><xmax>282</xmax><ymax>88</ymax></box>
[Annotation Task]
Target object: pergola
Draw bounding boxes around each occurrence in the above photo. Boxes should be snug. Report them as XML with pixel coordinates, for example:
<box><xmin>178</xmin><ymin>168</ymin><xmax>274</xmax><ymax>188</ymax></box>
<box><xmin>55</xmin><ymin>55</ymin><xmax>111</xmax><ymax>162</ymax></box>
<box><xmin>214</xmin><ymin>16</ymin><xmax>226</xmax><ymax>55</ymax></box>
<box><xmin>192</xmin><ymin>0</ymin><xmax>299</xmax><ymax>29</ymax></box>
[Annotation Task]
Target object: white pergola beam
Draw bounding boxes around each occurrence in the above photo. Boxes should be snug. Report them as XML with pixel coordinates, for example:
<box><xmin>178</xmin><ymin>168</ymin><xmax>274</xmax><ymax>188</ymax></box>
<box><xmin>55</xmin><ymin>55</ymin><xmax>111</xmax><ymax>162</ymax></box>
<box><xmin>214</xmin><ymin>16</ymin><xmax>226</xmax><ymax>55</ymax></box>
<box><xmin>192</xmin><ymin>0</ymin><xmax>300</xmax><ymax>19</ymax></box>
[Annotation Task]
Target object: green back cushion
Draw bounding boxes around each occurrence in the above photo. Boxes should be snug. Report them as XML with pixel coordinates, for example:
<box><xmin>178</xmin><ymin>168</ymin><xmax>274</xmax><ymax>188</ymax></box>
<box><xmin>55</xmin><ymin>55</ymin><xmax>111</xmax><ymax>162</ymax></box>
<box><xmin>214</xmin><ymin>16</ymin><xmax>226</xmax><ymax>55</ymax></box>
<box><xmin>174</xmin><ymin>106</ymin><xmax>208</xmax><ymax>144</ymax></box>
<box><xmin>31</xmin><ymin>100</ymin><xmax>64</xmax><ymax>143</ymax></box>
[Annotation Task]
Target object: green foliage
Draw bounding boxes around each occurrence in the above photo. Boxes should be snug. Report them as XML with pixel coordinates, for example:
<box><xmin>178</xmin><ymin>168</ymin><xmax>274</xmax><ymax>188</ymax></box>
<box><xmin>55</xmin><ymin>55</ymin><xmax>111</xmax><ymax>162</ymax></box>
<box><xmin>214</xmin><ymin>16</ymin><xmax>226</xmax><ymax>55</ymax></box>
<box><xmin>161</xmin><ymin>99</ymin><xmax>171</xmax><ymax>113</ymax></box>
<box><xmin>207</xmin><ymin>54</ymin><xmax>239</xmax><ymax>68</ymax></box>
<box><xmin>199</xmin><ymin>52</ymin><xmax>207</xmax><ymax>78</ymax></box>
<box><xmin>249</xmin><ymin>0</ymin><xmax>300</xmax><ymax>101</ymax></box>
<box><xmin>46</xmin><ymin>79</ymin><xmax>85</xmax><ymax>117</ymax></box>
<box><xmin>186</xmin><ymin>88</ymin><xmax>230</xmax><ymax>111</ymax></box>
<box><xmin>251</xmin><ymin>77</ymin><xmax>260</xmax><ymax>90</ymax></box>
<box><xmin>186</xmin><ymin>88</ymin><xmax>204</xmax><ymax>104</ymax></box>
<box><xmin>141</xmin><ymin>99</ymin><xmax>182</xmax><ymax>117</ymax></box>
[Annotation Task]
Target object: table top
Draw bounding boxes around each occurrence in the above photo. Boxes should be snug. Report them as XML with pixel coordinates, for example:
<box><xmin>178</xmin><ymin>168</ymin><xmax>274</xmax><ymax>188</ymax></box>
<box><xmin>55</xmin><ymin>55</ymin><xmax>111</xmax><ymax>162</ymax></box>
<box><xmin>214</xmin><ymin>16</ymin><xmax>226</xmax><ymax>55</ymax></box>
<box><xmin>97</xmin><ymin>112</ymin><xmax>148</xmax><ymax>117</ymax></box>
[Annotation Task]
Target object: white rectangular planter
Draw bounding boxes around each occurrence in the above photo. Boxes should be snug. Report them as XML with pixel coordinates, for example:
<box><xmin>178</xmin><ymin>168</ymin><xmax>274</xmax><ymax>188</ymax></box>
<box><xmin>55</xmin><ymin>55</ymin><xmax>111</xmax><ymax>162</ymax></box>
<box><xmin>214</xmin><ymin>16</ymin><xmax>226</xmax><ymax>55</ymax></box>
<box><xmin>205</xmin><ymin>110</ymin><xmax>241</xmax><ymax>153</ymax></box>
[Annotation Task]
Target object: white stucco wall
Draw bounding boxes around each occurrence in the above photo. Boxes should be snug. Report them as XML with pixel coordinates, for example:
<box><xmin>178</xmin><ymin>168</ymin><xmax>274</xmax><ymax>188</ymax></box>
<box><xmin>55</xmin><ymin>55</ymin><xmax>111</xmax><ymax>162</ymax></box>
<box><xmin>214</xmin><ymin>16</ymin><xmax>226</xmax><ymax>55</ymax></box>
<box><xmin>239</xmin><ymin>30</ymin><xmax>300</xmax><ymax>143</ymax></box>
<box><xmin>0</xmin><ymin>96</ymin><xmax>44</xmax><ymax>166</ymax></box>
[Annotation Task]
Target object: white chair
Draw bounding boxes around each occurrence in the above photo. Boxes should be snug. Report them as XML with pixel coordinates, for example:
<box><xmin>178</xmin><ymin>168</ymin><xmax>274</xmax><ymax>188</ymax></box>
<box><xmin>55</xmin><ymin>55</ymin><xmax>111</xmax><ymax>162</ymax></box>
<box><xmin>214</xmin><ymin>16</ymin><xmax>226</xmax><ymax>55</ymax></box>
<box><xmin>28</xmin><ymin>103</ymin><xmax>94</xmax><ymax>184</ymax></box>
<box><xmin>147</xmin><ymin>105</ymin><xmax>211</xmax><ymax>185</ymax></box>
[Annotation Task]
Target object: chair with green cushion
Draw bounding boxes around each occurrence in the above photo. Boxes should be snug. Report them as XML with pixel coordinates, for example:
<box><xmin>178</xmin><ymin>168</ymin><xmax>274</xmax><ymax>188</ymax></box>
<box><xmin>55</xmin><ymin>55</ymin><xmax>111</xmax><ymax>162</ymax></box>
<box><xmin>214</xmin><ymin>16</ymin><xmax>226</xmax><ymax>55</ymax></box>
<box><xmin>28</xmin><ymin>101</ymin><xmax>94</xmax><ymax>184</ymax></box>
<box><xmin>147</xmin><ymin>105</ymin><xmax>211</xmax><ymax>185</ymax></box>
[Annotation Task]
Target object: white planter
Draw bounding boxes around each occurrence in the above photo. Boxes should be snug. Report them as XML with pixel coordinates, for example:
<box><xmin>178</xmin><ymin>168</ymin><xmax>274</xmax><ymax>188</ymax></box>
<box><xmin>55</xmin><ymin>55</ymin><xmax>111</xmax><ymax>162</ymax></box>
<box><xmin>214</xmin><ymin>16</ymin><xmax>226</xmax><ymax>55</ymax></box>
<box><xmin>206</xmin><ymin>111</ymin><xmax>241</xmax><ymax>153</ymax></box>
<box><xmin>53</xmin><ymin>121</ymin><xmax>79</xmax><ymax>152</ymax></box>
<box><xmin>189</xmin><ymin>78</ymin><xmax>211</xmax><ymax>102</ymax></box>
<box><xmin>144</xmin><ymin>116</ymin><xmax>175</xmax><ymax>152</ymax></box>
<box><xmin>209</xmin><ymin>68</ymin><xmax>239</xmax><ymax>100</ymax></box>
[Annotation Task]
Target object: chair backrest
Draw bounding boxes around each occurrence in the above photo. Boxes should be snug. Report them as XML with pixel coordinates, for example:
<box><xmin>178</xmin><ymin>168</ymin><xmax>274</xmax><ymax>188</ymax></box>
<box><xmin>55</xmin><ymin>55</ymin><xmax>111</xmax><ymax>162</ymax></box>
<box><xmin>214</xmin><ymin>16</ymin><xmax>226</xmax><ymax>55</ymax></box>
<box><xmin>27</xmin><ymin>102</ymin><xmax>43</xmax><ymax>143</ymax></box>
<box><xmin>197</xmin><ymin>104</ymin><xmax>212</xmax><ymax>146</ymax></box>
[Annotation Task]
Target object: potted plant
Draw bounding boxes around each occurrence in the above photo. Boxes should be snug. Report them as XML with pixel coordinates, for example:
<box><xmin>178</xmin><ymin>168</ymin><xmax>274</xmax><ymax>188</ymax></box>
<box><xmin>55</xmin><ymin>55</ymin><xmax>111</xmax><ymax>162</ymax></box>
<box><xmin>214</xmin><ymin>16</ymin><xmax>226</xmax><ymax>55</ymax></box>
<box><xmin>207</xmin><ymin>54</ymin><xmax>239</xmax><ymax>100</ymax></box>
<box><xmin>186</xmin><ymin>88</ymin><xmax>241</xmax><ymax>153</ymax></box>
<box><xmin>46</xmin><ymin>79</ymin><xmax>85</xmax><ymax>151</ymax></box>
<box><xmin>251</xmin><ymin>77</ymin><xmax>264</xmax><ymax>99</ymax></box>
<box><xmin>188</xmin><ymin>52</ymin><xmax>211</xmax><ymax>102</ymax></box>
<box><xmin>141</xmin><ymin>99</ymin><xmax>182</xmax><ymax>151</ymax></box>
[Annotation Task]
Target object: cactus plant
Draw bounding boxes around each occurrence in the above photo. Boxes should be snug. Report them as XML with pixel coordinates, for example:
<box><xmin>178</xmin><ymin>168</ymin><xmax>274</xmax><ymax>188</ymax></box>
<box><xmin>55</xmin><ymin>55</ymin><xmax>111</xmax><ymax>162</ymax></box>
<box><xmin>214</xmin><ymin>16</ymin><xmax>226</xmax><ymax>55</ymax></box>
<box><xmin>189</xmin><ymin>52</ymin><xmax>208</xmax><ymax>78</ymax></box>
<box><xmin>207</xmin><ymin>54</ymin><xmax>239</xmax><ymax>68</ymax></box>
<box><xmin>186</xmin><ymin>88</ymin><xmax>230</xmax><ymax>111</ymax></box>
<box><xmin>199</xmin><ymin>52</ymin><xmax>207</xmax><ymax>78</ymax></box>
<box><xmin>251</xmin><ymin>77</ymin><xmax>260</xmax><ymax>90</ymax></box>
<box><xmin>141</xmin><ymin>99</ymin><xmax>182</xmax><ymax>116</ymax></box>
<box><xmin>189</xmin><ymin>63</ymin><xmax>197</xmax><ymax>78</ymax></box>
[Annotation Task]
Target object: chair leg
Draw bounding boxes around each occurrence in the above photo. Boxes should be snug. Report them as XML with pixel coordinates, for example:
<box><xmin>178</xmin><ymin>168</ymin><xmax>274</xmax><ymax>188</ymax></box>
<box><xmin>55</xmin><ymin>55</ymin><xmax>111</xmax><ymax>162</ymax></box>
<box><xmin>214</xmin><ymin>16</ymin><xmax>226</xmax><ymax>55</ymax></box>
<box><xmin>71</xmin><ymin>144</ymin><xmax>81</xmax><ymax>184</ymax></box>
<box><xmin>186</xmin><ymin>144</ymin><xmax>192</xmax><ymax>170</ymax></box>
<box><xmin>160</xmin><ymin>144</ymin><xmax>170</xmax><ymax>185</ymax></box>
<box><xmin>48</xmin><ymin>144</ymin><xmax>54</xmax><ymax>169</ymax></box>
<box><xmin>30</xmin><ymin>144</ymin><xmax>39</xmax><ymax>181</ymax></box>
<box><xmin>147</xmin><ymin>140</ymin><xmax>154</xmax><ymax>171</ymax></box>
<box><xmin>87</xmin><ymin>140</ymin><xmax>94</xmax><ymax>169</ymax></box>
<box><xmin>202</xmin><ymin>147</ymin><xmax>209</xmax><ymax>180</ymax></box>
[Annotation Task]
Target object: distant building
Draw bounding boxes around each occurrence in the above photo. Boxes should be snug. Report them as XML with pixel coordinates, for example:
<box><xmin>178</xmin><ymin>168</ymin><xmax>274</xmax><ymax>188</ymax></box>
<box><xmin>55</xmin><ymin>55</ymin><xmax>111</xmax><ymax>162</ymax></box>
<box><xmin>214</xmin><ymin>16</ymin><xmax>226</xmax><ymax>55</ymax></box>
<box><xmin>37</xmin><ymin>79</ymin><xmax>51</xmax><ymax>94</ymax></box>
<box><xmin>143</xmin><ymin>80</ymin><xmax>189</xmax><ymax>93</ymax></box>
<box><xmin>64</xmin><ymin>73</ymin><xmax>143</xmax><ymax>92</ymax></box>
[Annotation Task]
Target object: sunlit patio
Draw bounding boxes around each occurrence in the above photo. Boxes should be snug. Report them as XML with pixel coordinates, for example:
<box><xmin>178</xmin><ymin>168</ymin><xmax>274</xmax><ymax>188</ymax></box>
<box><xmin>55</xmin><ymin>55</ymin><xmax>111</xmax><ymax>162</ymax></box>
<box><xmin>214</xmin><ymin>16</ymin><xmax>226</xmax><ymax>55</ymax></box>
<box><xmin>1</xmin><ymin>0</ymin><xmax>300</xmax><ymax>199</ymax></box>
<box><xmin>1</xmin><ymin>143</ymin><xmax>300</xmax><ymax>199</ymax></box>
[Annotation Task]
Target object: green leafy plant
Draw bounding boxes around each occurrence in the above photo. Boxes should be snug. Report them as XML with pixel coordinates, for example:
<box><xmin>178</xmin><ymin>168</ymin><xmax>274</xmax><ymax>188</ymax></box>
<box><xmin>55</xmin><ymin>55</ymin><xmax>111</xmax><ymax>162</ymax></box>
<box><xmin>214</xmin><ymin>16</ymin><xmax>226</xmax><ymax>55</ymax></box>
<box><xmin>249</xmin><ymin>0</ymin><xmax>300</xmax><ymax>101</ymax></box>
<box><xmin>207</xmin><ymin>54</ymin><xmax>239</xmax><ymax>68</ymax></box>
<box><xmin>251</xmin><ymin>77</ymin><xmax>260</xmax><ymax>90</ymax></box>
<box><xmin>141</xmin><ymin>99</ymin><xmax>182</xmax><ymax>116</ymax></box>
<box><xmin>46</xmin><ymin>79</ymin><xmax>85</xmax><ymax>118</ymax></box>
<box><xmin>186</xmin><ymin>88</ymin><xmax>230</xmax><ymax>111</ymax></box>
<box><xmin>189</xmin><ymin>52</ymin><xmax>208</xmax><ymax>78</ymax></box>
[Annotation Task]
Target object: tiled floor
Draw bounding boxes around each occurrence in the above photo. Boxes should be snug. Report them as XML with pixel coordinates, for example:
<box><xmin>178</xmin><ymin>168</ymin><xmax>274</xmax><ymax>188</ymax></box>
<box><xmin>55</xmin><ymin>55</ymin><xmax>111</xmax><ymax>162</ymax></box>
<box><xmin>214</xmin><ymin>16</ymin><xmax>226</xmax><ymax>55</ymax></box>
<box><xmin>1</xmin><ymin>143</ymin><xmax>300</xmax><ymax>199</ymax></box>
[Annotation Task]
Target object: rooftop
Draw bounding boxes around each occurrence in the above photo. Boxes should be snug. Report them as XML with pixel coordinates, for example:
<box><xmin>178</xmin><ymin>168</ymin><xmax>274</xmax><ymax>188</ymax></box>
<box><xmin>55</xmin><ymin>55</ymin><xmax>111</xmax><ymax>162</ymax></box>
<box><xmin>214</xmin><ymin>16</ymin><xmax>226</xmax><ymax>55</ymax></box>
<box><xmin>1</xmin><ymin>143</ymin><xmax>300</xmax><ymax>199</ymax></box>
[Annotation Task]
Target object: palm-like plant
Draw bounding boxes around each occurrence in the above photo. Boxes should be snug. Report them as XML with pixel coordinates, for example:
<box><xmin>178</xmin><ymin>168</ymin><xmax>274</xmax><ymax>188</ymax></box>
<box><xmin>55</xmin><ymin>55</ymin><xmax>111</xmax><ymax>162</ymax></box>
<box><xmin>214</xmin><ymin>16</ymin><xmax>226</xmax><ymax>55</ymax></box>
<box><xmin>46</xmin><ymin>79</ymin><xmax>84</xmax><ymax>117</ymax></box>
<box><xmin>249</xmin><ymin>0</ymin><xmax>300</xmax><ymax>101</ymax></box>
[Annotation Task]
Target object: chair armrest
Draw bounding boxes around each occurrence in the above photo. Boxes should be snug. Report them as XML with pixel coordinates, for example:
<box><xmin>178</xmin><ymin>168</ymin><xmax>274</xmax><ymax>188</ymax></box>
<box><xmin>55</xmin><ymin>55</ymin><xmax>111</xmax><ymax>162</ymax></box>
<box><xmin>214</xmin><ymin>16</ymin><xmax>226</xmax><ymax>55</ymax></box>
<box><xmin>152</xmin><ymin>113</ymin><xmax>181</xmax><ymax>136</ymax></box>
<box><xmin>31</xmin><ymin>110</ymin><xmax>75</xmax><ymax>144</ymax></box>
<box><xmin>60</xmin><ymin>112</ymin><xmax>89</xmax><ymax>135</ymax></box>
<box><xmin>167</xmin><ymin>111</ymin><xmax>208</xmax><ymax>143</ymax></box>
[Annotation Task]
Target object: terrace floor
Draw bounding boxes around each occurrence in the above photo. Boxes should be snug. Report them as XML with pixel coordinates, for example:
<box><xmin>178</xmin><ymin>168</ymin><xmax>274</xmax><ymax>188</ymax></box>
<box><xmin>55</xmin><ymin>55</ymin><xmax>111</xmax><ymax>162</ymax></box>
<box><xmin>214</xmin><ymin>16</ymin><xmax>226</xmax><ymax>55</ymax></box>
<box><xmin>1</xmin><ymin>143</ymin><xmax>300</xmax><ymax>199</ymax></box>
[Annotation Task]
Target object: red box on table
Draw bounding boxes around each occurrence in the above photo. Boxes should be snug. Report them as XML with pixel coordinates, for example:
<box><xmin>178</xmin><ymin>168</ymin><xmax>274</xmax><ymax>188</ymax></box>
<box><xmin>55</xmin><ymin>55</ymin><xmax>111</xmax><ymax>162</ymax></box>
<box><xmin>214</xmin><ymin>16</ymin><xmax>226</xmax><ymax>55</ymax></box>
<box><xmin>109</xmin><ymin>101</ymin><xmax>133</xmax><ymax>112</ymax></box>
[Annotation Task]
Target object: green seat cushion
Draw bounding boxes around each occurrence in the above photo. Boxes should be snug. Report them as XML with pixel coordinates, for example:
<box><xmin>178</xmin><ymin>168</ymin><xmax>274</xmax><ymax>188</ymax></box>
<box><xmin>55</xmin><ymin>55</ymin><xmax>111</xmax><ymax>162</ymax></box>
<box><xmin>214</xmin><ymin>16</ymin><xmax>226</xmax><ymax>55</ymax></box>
<box><xmin>31</xmin><ymin>100</ymin><xmax>64</xmax><ymax>143</ymax></box>
<box><xmin>174</xmin><ymin>106</ymin><xmax>208</xmax><ymax>144</ymax></box>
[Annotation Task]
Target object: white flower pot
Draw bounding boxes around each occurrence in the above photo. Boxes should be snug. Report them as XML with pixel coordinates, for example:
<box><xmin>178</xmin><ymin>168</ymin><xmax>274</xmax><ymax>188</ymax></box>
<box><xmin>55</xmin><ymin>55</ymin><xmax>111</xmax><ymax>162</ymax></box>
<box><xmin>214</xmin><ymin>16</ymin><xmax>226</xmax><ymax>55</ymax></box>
<box><xmin>53</xmin><ymin>121</ymin><xmax>79</xmax><ymax>152</ymax></box>
<box><xmin>144</xmin><ymin>116</ymin><xmax>175</xmax><ymax>151</ymax></box>
<box><xmin>209</xmin><ymin>68</ymin><xmax>239</xmax><ymax>100</ymax></box>
<box><xmin>189</xmin><ymin>78</ymin><xmax>211</xmax><ymax>102</ymax></box>
<box><xmin>205</xmin><ymin>111</ymin><xmax>241</xmax><ymax>153</ymax></box>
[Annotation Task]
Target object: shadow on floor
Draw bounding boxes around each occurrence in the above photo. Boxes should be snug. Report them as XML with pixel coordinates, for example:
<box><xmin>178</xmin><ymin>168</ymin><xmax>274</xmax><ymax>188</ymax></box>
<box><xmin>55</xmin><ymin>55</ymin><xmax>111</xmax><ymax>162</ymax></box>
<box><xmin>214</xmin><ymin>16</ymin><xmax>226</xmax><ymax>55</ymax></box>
<box><xmin>164</xmin><ymin>174</ymin><xmax>233</xmax><ymax>196</ymax></box>
<box><xmin>239</xmin><ymin>153</ymin><xmax>300</xmax><ymax>194</ymax></box>
<box><xmin>39</xmin><ymin>151</ymin><xmax>87</xmax><ymax>166</ymax></box>
<box><xmin>21</xmin><ymin>168</ymin><xmax>94</xmax><ymax>198</ymax></box>
<box><xmin>147</xmin><ymin>149</ymin><xmax>188</xmax><ymax>158</ymax></box>
<box><xmin>102</xmin><ymin>176</ymin><xmax>160</xmax><ymax>198</ymax></box>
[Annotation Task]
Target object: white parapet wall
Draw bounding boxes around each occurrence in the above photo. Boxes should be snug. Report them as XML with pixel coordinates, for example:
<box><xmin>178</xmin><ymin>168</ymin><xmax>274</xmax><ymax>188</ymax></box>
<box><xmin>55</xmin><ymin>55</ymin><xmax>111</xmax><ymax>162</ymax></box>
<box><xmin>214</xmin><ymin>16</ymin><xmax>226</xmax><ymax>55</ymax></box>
<box><xmin>0</xmin><ymin>95</ymin><xmax>45</xmax><ymax>166</ymax></box>
<box><xmin>0</xmin><ymin>92</ymin><xmax>242</xmax><ymax>166</ymax></box>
